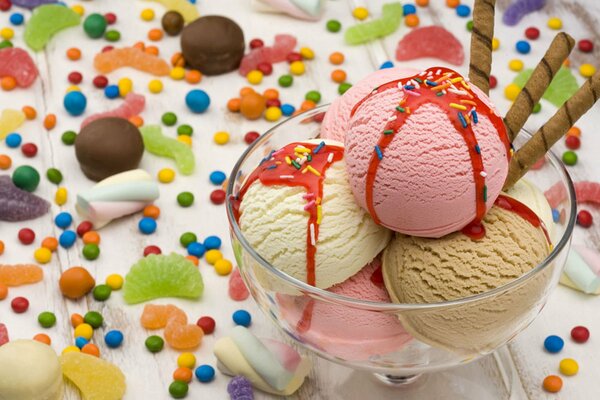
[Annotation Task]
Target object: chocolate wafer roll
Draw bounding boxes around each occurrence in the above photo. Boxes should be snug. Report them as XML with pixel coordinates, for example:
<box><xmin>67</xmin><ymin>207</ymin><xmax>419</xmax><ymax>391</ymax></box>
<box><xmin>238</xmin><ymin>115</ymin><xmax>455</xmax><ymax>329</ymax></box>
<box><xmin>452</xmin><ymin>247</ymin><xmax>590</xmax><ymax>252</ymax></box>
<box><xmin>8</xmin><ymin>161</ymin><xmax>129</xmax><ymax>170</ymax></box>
<box><xmin>504</xmin><ymin>32</ymin><xmax>575</xmax><ymax>142</ymax></box>
<box><xmin>468</xmin><ymin>0</ymin><xmax>496</xmax><ymax>95</ymax></box>
<box><xmin>503</xmin><ymin>72</ymin><xmax>600</xmax><ymax>190</ymax></box>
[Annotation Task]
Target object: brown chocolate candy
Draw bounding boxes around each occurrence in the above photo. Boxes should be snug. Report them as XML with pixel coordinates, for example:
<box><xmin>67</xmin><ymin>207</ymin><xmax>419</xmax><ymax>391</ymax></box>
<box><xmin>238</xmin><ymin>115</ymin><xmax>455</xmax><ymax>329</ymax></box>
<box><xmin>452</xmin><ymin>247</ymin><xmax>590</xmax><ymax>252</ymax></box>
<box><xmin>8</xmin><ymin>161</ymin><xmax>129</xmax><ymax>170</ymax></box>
<box><xmin>180</xmin><ymin>15</ymin><xmax>245</xmax><ymax>75</ymax></box>
<box><xmin>75</xmin><ymin>118</ymin><xmax>144</xmax><ymax>181</ymax></box>
<box><xmin>162</xmin><ymin>11</ymin><xmax>184</xmax><ymax>36</ymax></box>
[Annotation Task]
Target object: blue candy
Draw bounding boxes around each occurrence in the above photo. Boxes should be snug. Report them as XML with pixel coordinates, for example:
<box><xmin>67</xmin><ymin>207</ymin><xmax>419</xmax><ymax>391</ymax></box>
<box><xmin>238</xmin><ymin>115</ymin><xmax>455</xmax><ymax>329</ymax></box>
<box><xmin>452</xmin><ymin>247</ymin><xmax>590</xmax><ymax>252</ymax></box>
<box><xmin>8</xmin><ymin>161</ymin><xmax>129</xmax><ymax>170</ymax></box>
<box><xmin>185</xmin><ymin>89</ymin><xmax>210</xmax><ymax>113</ymax></box>
<box><xmin>280</xmin><ymin>103</ymin><xmax>295</xmax><ymax>116</ymax></box>
<box><xmin>203</xmin><ymin>235</ymin><xmax>221</xmax><ymax>250</ymax></box>
<box><xmin>195</xmin><ymin>365</ymin><xmax>215</xmax><ymax>383</ymax></box>
<box><xmin>104</xmin><ymin>85</ymin><xmax>120</xmax><ymax>99</ymax></box>
<box><xmin>456</xmin><ymin>4</ymin><xmax>471</xmax><ymax>17</ymax></box>
<box><xmin>59</xmin><ymin>230</ymin><xmax>77</xmax><ymax>248</ymax></box>
<box><xmin>403</xmin><ymin>4</ymin><xmax>416</xmax><ymax>15</ymax></box>
<box><xmin>187</xmin><ymin>242</ymin><xmax>206</xmax><ymax>257</ymax></box>
<box><xmin>5</xmin><ymin>133</ymin><xmax>22</xmax><ymax>148</ymax></box>
<box><xmin>9</xmin><ymin>13</ymin><xmax>25</xmax><ymax>26</ymax></box>
<box><xmin>379</xmin><ymin>61</ymin><xmax>394</xmax><ymax>69</ymax></box>
<box><xmin>138</xmin><ymin>217</ymin><xmax>157</xmax><ymax>234</ymax></box>
<box><xmin>544</xmin><ymin>335</ymin><xmax>564</xmax><ymax>353</ymax></box>
<box><xmin>104</xmin><ymin>330</ymin><xmax>124</xmax><ymax>348</ymax></box>
<box><xmin>209</xmin><ymin>170</ymin><xmax>226</xmax><ymax>185</ymax></box>
<box><xmin>516</xmin><ymin>40</ymin><xmax>531</xmax><ymax>54</ymax></box>
<box><xmin>232</xmin><ymin>309</ymin><xmax>251</xmax><ymax>327</ymax></box>
<box><xmin>552</xmin><ymin>208</ymin><xmax>560</xmax><ymax>223</ymax></box>
<box><xmin>75</xmin><ymin>337</ymin><xmax>89</xmax><ymax>349</ymax></box>
<box><xmin>54</xmin><ymin>211</ymin><xmax>73</xmax><ymax>229</ymax></box>
<box><xmin>63</xmin><ymin>91</ymin><xmax>87</xmax><ymax>116</ymax></box>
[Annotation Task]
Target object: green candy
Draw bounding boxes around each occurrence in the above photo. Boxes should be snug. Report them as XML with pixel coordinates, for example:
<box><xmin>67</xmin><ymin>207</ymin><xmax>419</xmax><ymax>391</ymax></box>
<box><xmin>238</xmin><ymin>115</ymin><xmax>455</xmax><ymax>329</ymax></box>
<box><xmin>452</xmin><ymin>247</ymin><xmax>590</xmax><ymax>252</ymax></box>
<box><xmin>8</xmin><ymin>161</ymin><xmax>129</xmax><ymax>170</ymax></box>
<box><xmin>83</xmin><ymin>311</ymin><xmax>104</xmax><ymax>329</ymax></box>
<box><xmin>12</xmin><ymin>165</ymin><xmax>40</xmax><ymax>192</ymax></box>
<box><xmin>278</xmin><ymin>74</ymin><xmax>293</xmax><ymax>87</ymax></box>
<box><xmin>61</xmin><ymin>130</ymin><xmax>77</xmax><ymax>145</ymax></box>
<box><xmin>0</xmin><ymin>40</ymin><xmax>13</xmax><ymax>49</ymax></box>
<box><xmin>83</xmin><ymin>13</ymin><xmax>107</xmax><ymax>39</ymax></box>
<box><xmin>326</xmin><ymin>19</ymin><xmax>342</xmax><ymax>33</ymax></box>
<box><xmin>180</xmin><ymin>232</ymin><xmax>197</xmax><ymax>247</ymax></box>
<box><xmin>93</xmin><ymin>284</ymin><xmax>112</xmax><ymax>301</ymax></box>
<box><xmin>562</xmin><ymin>151</ymin><xmax>578</xmax><ymax>166</ymax></box>
<box><xmin>177</xmin><ymin>192</ymin><xmax>194</xmax><ymax>207</ymax></box>
<box><xmin>466</xmin><ymin>20</ymin><xmax>473</xmax><ymax>31</ymax></box>
<box><xmin>140</xmin><ymin>125</ymin><xmax>195</xmax><ymax>175</ymax></box>
<box><xmin>104</xmin><ymin>30</ymin><xmax>121</xmax><ymax>42</ymax></box>
<box><xmin>38</xmin><ymin>311</ymin><xmax>57</xmax><ymax>328</ymax></box>
<box><xmin>46</xmin><ymin>168</ymin><xmax>63</xmax><ymax>184</ymax></box>
<box><xmin>513</xmin><ymin>67</ymin><xmax>578</xmax><ymax>108</ymax></box>
<box><xmin>162</xmin><ymin>112</ymin><xmax>177</xmax><ymax>126</ymax></box>
<box><xmin>338</xmin><ymin>82</ymin><xmax>352</xmax><ymax>95</ymax></box>
<box><xmin>145</xmin><ymin>335</ymin><xmax>164</xmax><ymax>353</ymax></box>
<box><xmin>24</xmin><ymin>5</ymin><xmax>81</xmax><ymax>52</ymax></box>
<box><xmin>305</xmin><ymin>90</ymin><xmax>321</xmax><ymax>104</ymax></box>
<box><xmin>82</xmin><ymin>243</ymin><xmax>100</xmax><ymax>260</ymax></box>
<box><xmin>169</xmin><ymin>381</ymin><xmax>189</xmax><ymax>398</ymax></box>
<box><xmin>177</xmin><ymin>124</ymin><xmax>193</xmax><ymax>136</ymax></box>
<box><xmin>344</xmin><ymin>3</ymin><xmax>403</xmax><ymax>45</ymax></box>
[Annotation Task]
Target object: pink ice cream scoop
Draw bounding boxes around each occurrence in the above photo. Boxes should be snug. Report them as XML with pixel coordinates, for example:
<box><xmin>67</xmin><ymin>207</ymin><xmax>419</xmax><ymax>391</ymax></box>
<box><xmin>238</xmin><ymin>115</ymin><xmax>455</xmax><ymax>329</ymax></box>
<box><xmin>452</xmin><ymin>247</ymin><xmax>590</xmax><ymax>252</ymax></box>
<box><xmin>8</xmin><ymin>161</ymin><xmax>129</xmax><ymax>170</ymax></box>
<box><xmin>320</xmin><ymin>67</ymin><xmax>419</xmax><ymax>142</ymax></box>
<box><xmin>277</xmin><ymin>258</ymin><xmax>411</xmax><ymax>361</ymax></box>
<box><xmin>345</xmin><ymin>66</ymin><xmax>510</xmax><ymax>238</ymax></box>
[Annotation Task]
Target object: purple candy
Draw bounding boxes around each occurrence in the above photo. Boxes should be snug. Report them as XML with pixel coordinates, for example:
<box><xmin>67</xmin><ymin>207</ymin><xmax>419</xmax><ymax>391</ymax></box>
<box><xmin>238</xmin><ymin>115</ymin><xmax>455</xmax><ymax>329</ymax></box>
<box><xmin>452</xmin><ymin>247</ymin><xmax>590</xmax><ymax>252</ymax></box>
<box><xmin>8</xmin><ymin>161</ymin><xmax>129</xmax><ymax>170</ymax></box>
<box><xmin>12</xmin><ymin>0</ymin><xmax>58</xmax><ymax>9</ymax></box>
<box><xmin>0</xmin><ymin>176</ymin><xmax>50</xmax><ymax>222</ymax></box>
<box><xmin>227</xmin><ymin>376</ymin><xmax>254</xmax><ymax>400</ymax></box>
<box><xmin>503</xmin><ymin>0</ymin><xmax>546</xmax><ymax>26</ymax></box>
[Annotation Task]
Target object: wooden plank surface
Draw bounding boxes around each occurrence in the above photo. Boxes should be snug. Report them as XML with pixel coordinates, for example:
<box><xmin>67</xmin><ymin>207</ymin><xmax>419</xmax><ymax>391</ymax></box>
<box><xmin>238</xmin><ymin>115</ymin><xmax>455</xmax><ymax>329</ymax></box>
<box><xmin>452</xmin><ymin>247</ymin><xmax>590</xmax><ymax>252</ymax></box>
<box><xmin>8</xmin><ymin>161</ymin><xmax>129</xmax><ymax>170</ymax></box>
<box><xmin>1</xmin><ymin>0</ymin><xmax>599</xmax><ymax>399</ymax></box>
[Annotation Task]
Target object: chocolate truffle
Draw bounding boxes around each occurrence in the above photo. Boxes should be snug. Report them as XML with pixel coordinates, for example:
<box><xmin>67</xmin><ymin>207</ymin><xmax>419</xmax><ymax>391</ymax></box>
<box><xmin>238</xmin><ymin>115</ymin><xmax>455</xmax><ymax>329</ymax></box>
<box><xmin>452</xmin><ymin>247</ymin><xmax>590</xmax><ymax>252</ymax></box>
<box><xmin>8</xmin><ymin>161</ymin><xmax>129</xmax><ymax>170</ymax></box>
<box><xmin>181</xmin><ymin>15</ymin><xmax>245</xmax><ymax>75</ymax></box>
<box><xmin>75</xmin><ymin>118</ymin><xmax>144</xmax><ymax>181</ymax></box>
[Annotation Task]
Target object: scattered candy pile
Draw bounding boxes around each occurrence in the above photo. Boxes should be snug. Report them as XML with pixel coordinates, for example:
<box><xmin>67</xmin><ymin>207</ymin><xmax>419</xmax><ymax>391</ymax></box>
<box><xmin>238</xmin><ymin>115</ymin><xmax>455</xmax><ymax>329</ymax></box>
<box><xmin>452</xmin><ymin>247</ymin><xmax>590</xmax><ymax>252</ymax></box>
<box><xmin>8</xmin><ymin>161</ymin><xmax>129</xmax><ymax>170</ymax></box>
<box><xmin>542</xmin><ymin>326</ymin><xmax>590</xmax><ymax>393</ymax></box>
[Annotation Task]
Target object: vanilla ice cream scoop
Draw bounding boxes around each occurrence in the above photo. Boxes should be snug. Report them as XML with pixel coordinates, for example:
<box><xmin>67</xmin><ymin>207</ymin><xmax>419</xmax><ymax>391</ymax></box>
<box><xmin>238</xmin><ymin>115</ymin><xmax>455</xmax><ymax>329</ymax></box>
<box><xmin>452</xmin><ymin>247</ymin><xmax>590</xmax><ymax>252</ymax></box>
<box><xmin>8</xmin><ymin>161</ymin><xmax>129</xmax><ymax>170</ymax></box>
<box><xmin>235</xmin><ymin>140</ymin><xmax>391</xmax><ymax>289</ymax></box>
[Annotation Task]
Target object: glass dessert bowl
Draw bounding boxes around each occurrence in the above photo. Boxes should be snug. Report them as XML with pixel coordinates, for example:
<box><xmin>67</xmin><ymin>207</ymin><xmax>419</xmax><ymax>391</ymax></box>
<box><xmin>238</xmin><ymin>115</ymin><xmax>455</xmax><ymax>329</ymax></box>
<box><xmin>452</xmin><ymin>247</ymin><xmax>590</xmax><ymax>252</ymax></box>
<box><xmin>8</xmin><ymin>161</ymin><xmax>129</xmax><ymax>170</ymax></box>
<box><xmin>225</xmin><ymin>105</ymin><xmax>576</xmax><ymax>392</ymax></box>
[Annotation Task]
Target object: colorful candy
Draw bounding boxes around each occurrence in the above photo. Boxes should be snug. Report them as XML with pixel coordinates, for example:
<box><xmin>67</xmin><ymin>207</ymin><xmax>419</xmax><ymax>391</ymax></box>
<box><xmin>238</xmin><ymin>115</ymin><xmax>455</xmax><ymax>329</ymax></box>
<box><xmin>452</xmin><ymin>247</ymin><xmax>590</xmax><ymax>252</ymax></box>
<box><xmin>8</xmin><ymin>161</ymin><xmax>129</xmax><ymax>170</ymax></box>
<box><xmin>141</xmin><ymin>125</ymin><xmax>195</xmax><ymax>175</ymax></box>
<box><xmin>503</xmin><ymin>0</ymin><xmax>546</xmax><ymax>26</ymax></box>
<box><xmin>239</xmin><ymin>34</ymin><xmax>297</xmax><ymax>76</ymax></box>
<box><xmin>0</xmin><ymin>48</ymin><xmax>39</xmax><ymax>87</ymax></box>
<box><xmin>0</xmin><ymin>264</ymin><xmax>43</xmax><ymax>286</ymax></box>
<box><xmin>61</xmin><ymin>352</ymin><xmax>126</xmax><ymax>400</ymax></box>
<box><xmin>345</xmin><ymin>3</ymin><xmax>403</xmax><ymax>45</ymax></box>
<box><xmin>94</xmin><ymin>47</ymin><xmax>170</xmax><ymax>76</ymax></box>
<box><xmin>544</xmin><ymin>335</ymin><xmax>564</xmax><ymax>353</ymax></box>
<box><xmin>59</xmin><ymin>267</ymin><xmax>95</xmax><ymax>299</ymax></box>
<box><xmin>185</xmin><ymin>89</ymin><xmax>210</xmax><ymax>113</ymax></box>
<box><xmin>0</xmin><ymin>175</ymin><xmax>49</xmax><ymax>221</ymax></box>
<box><xmin>24</xmin><ymin>5</ymin><xmax>81</xmax><ymax>51</ymax></box>
<box><xmin>395</xmin><ymin>26</ymin><xmax>464</xmax><ymax>66</ymax></box>
<box><xmin>143</xmin><ymin>0</ymin><xmax>199</xmax><ymax>23</ymax></box>
<box><xmin>0</xmin><ymin>109</ymin><xmax>25</xmax><ymax>139</ymax></box>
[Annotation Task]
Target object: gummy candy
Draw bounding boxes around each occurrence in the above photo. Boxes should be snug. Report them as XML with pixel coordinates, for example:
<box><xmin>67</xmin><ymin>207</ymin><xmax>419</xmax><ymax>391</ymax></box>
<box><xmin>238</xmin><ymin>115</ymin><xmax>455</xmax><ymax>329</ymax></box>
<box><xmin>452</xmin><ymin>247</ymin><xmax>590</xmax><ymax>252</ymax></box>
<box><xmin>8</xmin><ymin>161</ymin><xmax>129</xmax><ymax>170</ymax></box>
<box><xmin>545</xmin><ymin>181</ymin><xmax>600</xmax><ymax>209</ymax></box>
<box><xmin>61</xmin><ymin>352</ymin><xmax>126</xmax><ymax>400</ymax></box>
<box><xmin>141</xmin><ymin>304</ymin><xmax>187</xmax><ymax>329</ymax></box>
<box><xmin>229</xmin><ymin>268</ymin><xmax>250</xmax><ymax>301</ymax></box>
<box><xmin>94</xmin><ymin>47</ymin><xmax>170</xmax><ymax>76</ymax></box>
<box><xmin>0</xmin><ymin>176</ymin><xmax>50</xmax><ymax>222</ymax></box>
<box><xmin>142</xmin><ymin>0</ymin><xmax>199</xmax><ymax>23</ymax></box>
<box><xmin>344</xmin><ymin>2</ymin><xmax>403</xmax><ymax>45</ymax></box>
<box><xmin>239</xmin><ymin>34</ymin><xmax>297</xmax><ymax>76</ymax></box>
<box><xmin>395</xmin><ymin>26</ymin><xmax>464</xmax><ymax>66</ymax></box>
<box><xmin>0</xmin><ymin>264</ymin><xmax>43</xmax><ymax>286</ymax></box>
<box><xmin>164</xmin><ymin>321</ymin><xmax>204</xmax><ymax>350</ymax></box>
<box><xmin>24</xmin><ymin>5</ymin><xmax>81</xmax><ymax>52</ymax></box>
<box><xmin>81</xmin><ymin>93</ymin><xmax>145</xmax><ymax>128</ymax></box>
<box><xmin>123</xmin><ymin>253</ymin><xmax>204</xmax><ymax>304</ymax></box>
<box><xmin>0</xmin><ymin>48</ymin><xmax>39</xmax><ymax>88</ymax></box>
<box><xmin>0</xmin><ymin>109</ymin><xmax>26</xmax><ymax>140</ymax></box>
<box><xmin>228</xmin><ymin>376</ymin><xmax>254</xmax><ymax>400</ymax></box>
<box><xmin>513</xmin><ymin>67</ymin><xmax>578</xmax><ymax>108</ymax></box>
<box><xmin>140</xmin><ymin>125</ymin><xmax>195</xmax><ymax>175</ymax></box>
<box><xmin>0</xmin><ymin>324</ymin><xmax>8</xmax><ymax>347</ymax></box>
<box><xmin>503</xmin><ymin>0</ymin><xmax>546</xmax><ymax>26</ymax></box>
<box><xmin>12</xmin><ymin>0</ymin><xmax>57</xmax><ymax>9</ymax></box>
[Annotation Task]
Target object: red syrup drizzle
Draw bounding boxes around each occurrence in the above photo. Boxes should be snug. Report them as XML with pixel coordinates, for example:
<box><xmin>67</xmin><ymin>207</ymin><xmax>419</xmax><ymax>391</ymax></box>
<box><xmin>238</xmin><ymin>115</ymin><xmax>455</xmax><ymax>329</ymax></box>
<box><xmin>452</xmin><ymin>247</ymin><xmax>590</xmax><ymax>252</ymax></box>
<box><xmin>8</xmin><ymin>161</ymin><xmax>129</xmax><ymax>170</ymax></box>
<box><xmin>350</xmin><ymin>66</ymin><xmax>511</xmax><ymax>229</ymax></box>
<box><xmin>232</xmin><ymin>142</ymin><xmax>345</xmax><ymax>332</ymax></box>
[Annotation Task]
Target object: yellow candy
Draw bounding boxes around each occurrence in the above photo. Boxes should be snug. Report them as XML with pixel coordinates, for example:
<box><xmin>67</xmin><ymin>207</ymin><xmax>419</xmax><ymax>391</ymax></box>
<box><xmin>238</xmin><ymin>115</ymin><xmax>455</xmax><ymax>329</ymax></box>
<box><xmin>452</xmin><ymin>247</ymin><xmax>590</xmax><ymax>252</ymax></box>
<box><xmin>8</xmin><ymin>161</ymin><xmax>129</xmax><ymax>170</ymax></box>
<box><xmin>352</xmin><ymin>6</ymin><xmax>369</xmax><ymax>20</ymax></box>
<box><xmin>246</xmin><ymin>70</ymin><xmax>263</xmax><ymax>85</ymax></box>
<box><xmin>579</xmin><ymin>63</ymin><xmax>596</xmax><ymax>78</ymax></box>
<box><xmin>177</xmin><ymin>135</ymin><xmax>192</xmax><ymax>146</ymax></box>
<box><xmin>148</xmin><ymin>79</ymin><xmax>163</xmax><ymax>94</ymax></box>
<box><xmin>66</xmin><ymin>85</ymin><xmax>81</xmax><ymax>93</ymax></box>
<box><xmin>504</xmin><ymin>83</ymin><xmax>521</xmax><ymax>101</ymax></box>
<box><xmin>290</xmin><ymin>61</ymin><xmax>305</xmax><ymax>75</ymax></box>
<box><xmin>74</xmin><ymin>323</ymin><xmax>94</xmax><ymax>340</ymax></box>
<box><xmin>1</xmin><ymin>28</ymin><xmax>14</xmax><ymax>40</ymax></box>
<box><xmin>62</xmin><ymin>346</ymin><xmax>81</xmax><ymax>354</ymax></box>
<box><xmin>559</xmin><ymin>358</ymin><xmax>579</xmax><ymax>376</ymax></box>
<box><xmin>214</xmin><ymin>131</ymin><xmax>230</xmax><ymax>145</ymax></box>
<box><xmin>214</xmin><ymin>259</ymin><xmax>233</xmax><ymax>276</ymax></box>
<box><xmin>55</xmin><ymin>187</ymin><xmax>67</xmax><ymax>206</ymax></box>
<box><xmin>492</xmin><ymin>37</ymin><xmax>500</xmax><ymax>51</ymax></box>
<box><xmin>118</xmin><ymin>78</ymin><xmax>133</xmax><ymax>97</ymax></box>
<box><xmin>177</xmin><ymin>353</ymin><xmax>196</xmax><ymax>369</ymax></box>
<box><xmin>34</xmin><ymin>247</ymin><xmax>52</xmax><ymax>264</ymax></box>
<box><xmin>205</xmin><ymin>249</ymin><xmax>223</xmax><ymax>265</ymax></box>
<box><xmin>299</xmin><ymin>47</ymin><xmax>315</xmax><ymax>60</ymax></box>
<box><xmin>71</xmin><ymin>4</ymin><xmax>85</xmax><ymax>16</ymax></box>
<box><xmin>547</xmin><ymin>17</ymin><xmax>562</xmax><ymax>30</ymax></box>
<box><xmin>265</xmin><ymin>106</ymin><xmax>282</xmax><ymax>122</ymax></box>
<box><xmin>105</xmin><ymin>274</ymin><xmax>124</xmax><ymax>290</ymax></box>
<box><xmin>157</xmin><ymin>168</ymin><xmax>175</xmax><ymax>183</ymax></box>
<box><xmin>170</xmin><ymin>67</ymin><xmax>186</xmax><ymax>80</ymax></box>
<box><xmin>141</xmin><ymin>8</ymin><xmax>155</xmax><ymax>21</ymax></box>
<box><xmin>508</xmin><ymin>59</ymin><xmax>524</xmax><ymax>72</ymax></box>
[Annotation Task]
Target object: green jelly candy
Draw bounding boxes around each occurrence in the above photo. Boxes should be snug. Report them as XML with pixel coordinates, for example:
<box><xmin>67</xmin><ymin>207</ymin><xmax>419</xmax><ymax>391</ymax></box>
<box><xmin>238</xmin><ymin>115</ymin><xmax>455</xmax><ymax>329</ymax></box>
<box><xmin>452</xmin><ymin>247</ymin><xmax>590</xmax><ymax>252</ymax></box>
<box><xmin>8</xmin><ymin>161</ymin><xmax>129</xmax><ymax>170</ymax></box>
<box><xmin>83</xmin><ymin>13</ymin><xmax>107</xmax><ymax>39</ymax></box>
<box><xmin>140</xmin><ymin>125</ymin><xmax>195</xmax><ymax>175</ymax></box>
<box><xmin>513</xmin><ymin>67</ymin><xmax>578</xmax><ymax>108</ymax></box>
<box><xmin>345</xmin><ymin>3</ymin><xmax>403</xmax><ymax>45</ymax></box>
<box><xmin>24</xmin><ymin>5</ymin><xmax>81</xmax><ymax>52</ymax></box>
<box><xmin>46</xmin><ymin>168</ymin><xmax>63</xmax><ymax>184</ymax></box>
<box><xmin>12</xmin><ymin>165</ymin><xmax>40</xmax><ymax>192</ymax></box>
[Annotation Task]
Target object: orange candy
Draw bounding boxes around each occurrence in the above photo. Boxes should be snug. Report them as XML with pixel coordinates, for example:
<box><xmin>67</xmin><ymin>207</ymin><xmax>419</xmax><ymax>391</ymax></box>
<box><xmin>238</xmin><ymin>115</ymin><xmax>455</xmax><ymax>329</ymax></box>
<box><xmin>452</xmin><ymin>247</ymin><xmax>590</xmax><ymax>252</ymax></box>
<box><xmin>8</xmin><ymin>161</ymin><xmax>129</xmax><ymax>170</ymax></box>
<box><xmin>143</xmin><ymin>205</ymin><xmax>161</xmax><ymax>219</ymax></box>
<box><xmin>59</xmin><ymin>267</ymin><xmax>96</xmax><ymax>299</ymax></box>
<box><xmin>141</xmin><ymin>304</ymin><xmax>187</xmax><ymax>329</ymax></box>
<box><xmin>33</xmin><ymin>333</ymin><xmax>51</xmax><ymax>345</ymax></box>
<box><xmin>0</xmin><ymin>283</ymin><xmax>7</xmax><ymax>300</ymax></box>
<box><xmin>71</xmin><ymin>313</ymin><xmax>84</xmax><ymax>328</ymax></box>
<box><xmin>1</xmin><ymin>76</ymin><xmax>17</xmax><ymax>91</ymax></box>
<box><xmin>148</xmin><ymin>29</ymin><xmax>164</xmax><ymax>41</ymax></box>
<box><xmin>0</xmin><ymin>264</ymin><xmax>43</xmax><ymax>286</ymax></box>
<box><xmin>301</xmin><ymin>100</ymin><xmax>316</xmax><ymax>111</ymax></box>
<box><xmin>82</xmin><ymin>231</ymin><xmax>101</xmax><ymax>245</ymax></box>
<box><xmin>0</xmin><ymin>155</ymin><xmax>11</xmax><ymax>170</ymax></box>
<box><xmin>133</xmin><ymin>41</ymin><xmax>146</xmax><ymax>51</ymax></box>
<box><xmin>66</xmin><ymin>48</ymin><xmax>81</xmax><ymax>61</ymax></box>
<box><xmin>227</xmin><ymin>98</ymin><xmax>241</xmax><ymax>112</ymax></box>
<box><xmin>331</xmin><ymin>69</ymin><xmax>347</xmax><ymax>83</ymax></box>
<box><xmin>44</xmin><ymin>114</ymin><xmax>57</xmax><ymax>130</ymax></box>
<box><xmin>22</xmin><ymin>106</ymin><xmax>37</xmax><ymax>120</ymax></box>
<box><xmin>446</xmin><ymin>0</ymin><xmax>460</xmax><ymax>7</ymax></box>
<box><xmin>145</xmin><ymin>46</ymin><xmax>160</xmax><ymax>56</ymax></box>
<box><xmin>543</xmin><ymin>375</ymin><xmax>563</xmax><ymax>393</ymax></box>
<box><xmin>185</xmin><ymin>255</ymin><xmax>199</xmax><ymax>266</ymax></box>
<box><xmin>82</xmin><ymin>343</ymin><xmax>100</xmax><ymax>357</ymax></box>
<box><xmin>185</xmin><ymin>70</ymin><xmax>202</xmax><ymax>84</ymax></box>
<box><xmin>263</xmin><ymin>88</ymin><xmax>279</xmax><ymax>100</ymax></box>
<box><xmin>240</xmin><ymin>92</ymin><xmax>267</xmax><ymax>120</ymax></box>
<box><xmin>405</xmin><ymin>14</ymin><xmax>420</xmax><ymax>27</ymax></box>
<box><xmin>41</xmin><ymin>237</ymin><xmax>59</xmax><ymax>252</ymax></box>
<box><xmin>0</xmin><ymin>240</ymin><xmax>4</xmax><ymax>254</ymax></box>
<box><xmin>173</xmin><ymin>367</ymin><xmax>193</xmax><ymax>383</ymax></box>
<box><xmin>567</xmin><ymin>126</ymin><xmax>581</xmax><ymax>137</ymax></box>
<box><xmin>164</xmin><ymin>321</ymin><xmax>203</xmax><ymax>350</ymax></box>
<box><xmin>171</xmin><ymin>52</ymin><xmax>185</xmax><ymax>67</ymax></box>
<box><xmin>239</xmin><ymin>86</ymin><xmax>255</xmax><ymax>97</ymax></box>
<box><xmin>416</xmin><ymin>0</ymin><xmax>429</xmax><ymax>5</ymax></box>
<box><xmin>329</xmin><ymin>52</ymin><xmax>345</xmax><ymax>65</ymax></box>
<box><xmin>129</xmin><ymin>115</ymin><xmax>144</xmax><ymax>127</ymax></box>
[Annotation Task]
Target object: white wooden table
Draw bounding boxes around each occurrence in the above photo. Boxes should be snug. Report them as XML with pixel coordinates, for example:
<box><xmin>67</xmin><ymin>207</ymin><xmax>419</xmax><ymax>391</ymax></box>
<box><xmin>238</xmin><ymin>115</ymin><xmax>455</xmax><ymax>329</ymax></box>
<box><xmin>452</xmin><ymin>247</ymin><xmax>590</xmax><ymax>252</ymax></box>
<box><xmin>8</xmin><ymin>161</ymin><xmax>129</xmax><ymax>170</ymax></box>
<box><xmin>1</xmin><ymin>0</ymin><xmax>599</xmax><ymax>399</ymax></box>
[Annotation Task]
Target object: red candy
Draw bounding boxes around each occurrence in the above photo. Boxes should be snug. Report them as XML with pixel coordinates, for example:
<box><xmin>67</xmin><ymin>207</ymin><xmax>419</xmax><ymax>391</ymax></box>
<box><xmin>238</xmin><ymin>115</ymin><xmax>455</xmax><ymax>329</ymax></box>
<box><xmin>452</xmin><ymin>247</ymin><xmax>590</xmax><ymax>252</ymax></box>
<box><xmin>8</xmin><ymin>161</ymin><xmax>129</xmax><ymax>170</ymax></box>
<box><xmin>571</xmin><ymin>326</ymin><xmax>590</xmax><ymax>343</ymax></box>
<box><xmin>210</xmin><ymin>189</ymin><xmax>226</xmax><ymax>205</ymax></box>
<box><xmin>244</xmin><ymin>131</ymin><xmax>259</xmax><ymax>144</ymax></box>
<box><xmin>395</xmin><ymin>26</ymin><xmax>464</xmax><ymax>66</ymax></box>
<box><xmin>266</xmin><ymin>98</ymin><xmax>281</xmax><ymax>108</ymax></box>
<box><xmin>93</xmin><ymin>75</ymin><xmax>109</xmax><ymax>89</ymax></box>
<box><xmin>77</xmin><ymin>221</ymin><xmax>93</xmax><ymax>237</ymax></box>
<box><xmin>102</xmin><ymin>46</ymin><xmax>115</xmax><ymax>53</ymax></box>
<box><xmin>11</xmin><ymin>297</ymin><xmax>29</xmax><ymax>313</ymax></box>
<box><xmin>577</xmin><ymin>210</ymin><xmax>593</xmax><ymax>228</ymax></box>
<box><xmin>249</xmin><ymin>38</ymin><xmax>264</xmax><ymax>49</ymax></box>
<box><xmin>18</xmin><ymin>228</ymin><xmax>35</xmax><ymax>245</ymax></box>
<box><xmin>68</xmin><ymin>71</ymin><xmax>83</xmax><ymax>84</ymax></box>
<box><xmin>0</xmin><ymin>0</ymin><xmax>11</xmax><ymax>12</ymax></box>
<box><xmin>104</xmin><ymin>12</ymin><xmax>117</xmax><ymax>25</ymax></box>
<box><xmin>578</xmin><ymin>39</ymin><xmax>593</xmax><ymax>53</ymax></box>
<box><xmin>239</xmin><ymin>34</ymin><xmax>297</xmax><ymax>76</ymax></box>
<box><xmin>525</xmin><ymin>27</ymin><xmax>540</xmax><ymax>40</ymax></box>
<box><xmin>257</xmin><ymin>62</ymin><xmax>273</xmax><ymax>76</ymax></box>
<box><xmin>0</xmin><ymin>323</ymin><xmax>8</xmax><ymax>346</ymax></box>
<box><xmin>286</xmin><ymin>52</ymin><xmax>302</xmax><ymax>63</ymax></box>
<box><xmin>144</xmin><ymin>245</ymin><xmax>162</xmax><ymax>256</ymax></box>
<box><xmin>0</xmin><ymin>48</ymin><xmax>39</xmax><ymax>88</ymax></box>
<box><xmin>565</xmin><ymin>135</ymin><xmax>580</xmax><ymax>150</ymax></box>
<box><xmin>196</xmin><ymin>316</ymin><xmax>215</xmax><ymax>334</ymax></box>
<box><xmin>21</xmin><ymin>143</ymin><xmax>38</xmax><ymax>158</ymax></box>
<box><xmin>228</xmin><ymin>268</ymin><xmax>249</xmax><ymax>301</ymax></box>
<box><xmin>489</xmin><ymin>75</ymin><xmax>498</xmax><ymax>89</ymax></box>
